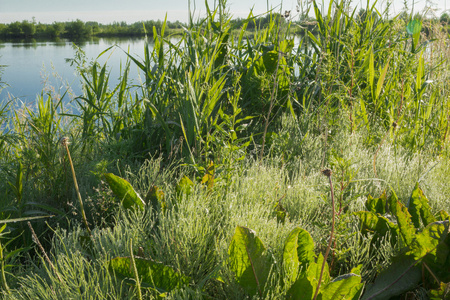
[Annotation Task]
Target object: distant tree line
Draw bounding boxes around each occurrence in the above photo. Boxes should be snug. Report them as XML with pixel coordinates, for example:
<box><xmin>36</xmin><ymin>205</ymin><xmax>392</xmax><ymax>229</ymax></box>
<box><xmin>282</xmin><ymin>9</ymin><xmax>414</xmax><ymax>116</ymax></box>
<box><xmin>229</xmin><ymin>13</ymin><xmax>286</xmax><ymax>30</ymax></box>
<box><xmin>0</xmin><ymin>19</ymin><xmax>185</xmax><ymax>39</ymax></box>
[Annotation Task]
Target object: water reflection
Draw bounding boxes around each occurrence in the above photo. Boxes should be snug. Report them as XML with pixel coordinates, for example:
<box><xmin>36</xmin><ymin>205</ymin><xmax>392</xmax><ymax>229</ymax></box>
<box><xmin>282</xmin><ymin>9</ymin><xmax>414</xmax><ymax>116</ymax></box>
<box><xmin>0</xmin><ymin>37</ymin><xmax>150</xmax><ymax>104</ymax></box>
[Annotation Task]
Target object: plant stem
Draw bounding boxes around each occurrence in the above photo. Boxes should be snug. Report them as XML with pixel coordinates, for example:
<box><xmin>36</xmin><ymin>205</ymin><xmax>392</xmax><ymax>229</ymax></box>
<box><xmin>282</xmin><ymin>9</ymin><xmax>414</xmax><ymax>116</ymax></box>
<box><xmin>130</xmin><ymin>239</ymin><xmax>143</xmax><ymax>300</ymax></box>
<box><xmin>0</xmin><ymin>241</ymin><xmax>9</xmax><ymax>294</ymax></box>
<box><xmin>28</xmin><ymin>222</ymin><xmax>63</xmax><ymax>283</ymax></box>
<box><xmin>61</xmin><ymin>137</ymin><xmax>91</xmax><ymax>236</ymax></box>
<box><xmin>313</xmin><ymin>169</ymin><xmax>335</xmax><ymax>300</ymax></box>
<box><xmin>259</xmin><ymin>23</ymin><xmax>282</xmax><ymax>162</ymax></box>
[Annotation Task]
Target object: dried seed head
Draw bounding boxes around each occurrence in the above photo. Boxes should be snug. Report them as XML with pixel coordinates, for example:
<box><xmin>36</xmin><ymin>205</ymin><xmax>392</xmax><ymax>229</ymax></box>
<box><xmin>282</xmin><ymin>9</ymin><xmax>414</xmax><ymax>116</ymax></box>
<box><xmin>60</xmin><ymin>137</ymin><xmax>70</xmax><ymax>146</ymax></box>
<box><xmin>321</xmin><ymin>168</ymin><xmax>332</xmax><ymax>177</ymax></box>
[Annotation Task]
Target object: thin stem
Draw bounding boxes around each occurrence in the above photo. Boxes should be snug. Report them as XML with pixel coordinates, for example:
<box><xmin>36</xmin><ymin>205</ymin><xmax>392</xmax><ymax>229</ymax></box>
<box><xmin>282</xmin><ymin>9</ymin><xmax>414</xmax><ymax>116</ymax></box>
<box><xmin>61</xmin><ymin>137</ymin><xmax>91</xmax><ymax>236</ymax></box>
<box><xmin>28</xmin><ymin>222</ymin><xmax>63</xmax><ymax>283</ymax></box>
<box><xmin>0</xmin><ymin>241</ymin><xmax>9</xmax><ymax>294</ymax></box>
<box><xmin>313</xmin><ymin>169</ymin><xmax>335</xmax><ymax>300</ymax></box>
<box><xmin>130</xmin><ymin>239</ymin><xmax>143</xmax><ymax>300</ymax></box>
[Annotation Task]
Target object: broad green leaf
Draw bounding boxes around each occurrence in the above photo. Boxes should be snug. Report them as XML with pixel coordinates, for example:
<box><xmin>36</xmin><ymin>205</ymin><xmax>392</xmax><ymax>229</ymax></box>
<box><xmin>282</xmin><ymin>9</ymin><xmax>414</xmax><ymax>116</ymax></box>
<box><xmin>361</xmin><ymin>255</ymin><xmax>421</xmax><ymax>300</ymax></box>
<box><xmin>228</xmin><ymin>226</ymin><xmax>269</xmax><ymax>297</ymax></box>
<box><xmin>287</xmin><ymin>254</ymin><xmax>329</xmax><ymax>300</ymax></box>
<box><xmin>415</xmin><ymin>53</ymin><xmax>424</xmax><ymax>93</ymax></box>
<box><xmin>408</xmin><ymin>182</ymin><xmax>435</xmax><ymax>228</ymax></box>
<box><xmin>318</xmin><ymin>273</ymin><xmax>363</xmax><ymax>300</ymax></box>
<box><xmin>145</xmin><ymin>186</ymin><xmax>166</xmax><ymax>212</ymax></box>
<box><xmin>435</xmin><ymin>210</ymin><xmax>450</xmax><ymax>221</ymax></box>
<box><xmin>406</xmin><ymin>19</ymin><xmax>422</xmax><ymax>35</ymax></box>
<box><xmin>262</xmin><ymin>51</ymin><xmax>279</xmax><ymax>74</ymax></box>
<box><xmin>279</xmin><ymin>39</ymin><xmax>295</xmax><ymax>54</ymax></box>
<box><xmin>286</xmin><ymin>272</ymin><xmax>314</xmax><ymax>300</ymax></box>
<box><xmin>307</xmin><ymin>31</ymin><xmax>322</xmax><ymax>49</ymax></box>
<box><xmin>283</xmin><ymin>227</ymin><xmax>316</xmax><ymax>285</ymax></box>
<box><xmin>109</xmin><ymin>257</ymin><xmax>190</xmax><ymax>293</ymax></box>
<box><xmin>428</xmin><ymin>282</ymin><xmax>450</xmax><ymax>300</ymax></box>
<box><xmin>375</xmin><ymin>58</ymin><xmax>390</xmax><ymax>99</ymax></box>
<box><xmin>365</xmin><ymin>192</ymin><xmax>387</xmax><ymax>214</ymax></box>
<box><xmin>388</xmin><ymin>192</ymin><xmax>416</xmax><ymax>247</ymax></box>
<box><xmin>146</xmin><ymin>102</ymin><xmax>172</xmax><ymax>152</ymax></box>
<box><xmin>176</xmin><ymin>176</ymin><xmax>194</xmax><ymax>195</ymax></box>
<box><xmin>368</xmin><ymin>48</ymin><xmax>375</xmax><ymax>100</ymax></box>
<box><xmin>359</xmin><ymin>98</ymin><xmax>369</xmax><ymax>126</ymax></box>
<box><xmin>310</xmin><ymin>254</ymin><xmax>330</xmax><ymax>296</ymax></box>
<box><xmin>103</xmin><ymin>173</ymin><xmax>145</xmax><ymax>210</ymax></box>
<box><xmin>406</xmin><ymin>221</ymin><xmax>449</xmax><ymax>263</ymax></box>
<box><xmin>406</xmin><ymin>19</ymin><xmax>422</xmax><ymax>52</ymax></box>
<box><xmin>312</xmin><ymin>0</ymin><xmax>326</xmax><ymax>36</ymax></box>
<box><xmin>354</xmin><ymin>211</ymin><xmax>399</xmax><ymax>247</ymax></box>
<box><xmin>355</xmin><ymin>211</ymin><xmax>379</xmax><ymax>233</ymax></box>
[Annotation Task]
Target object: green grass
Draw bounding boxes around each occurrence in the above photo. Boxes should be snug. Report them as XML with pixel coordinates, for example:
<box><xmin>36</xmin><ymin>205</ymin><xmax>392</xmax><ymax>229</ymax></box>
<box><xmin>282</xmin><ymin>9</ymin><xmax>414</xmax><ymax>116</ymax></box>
<box><xmin>4</xmin><ymin>124</ymin><xmax>449</xmax><ymax>298</ymax></box>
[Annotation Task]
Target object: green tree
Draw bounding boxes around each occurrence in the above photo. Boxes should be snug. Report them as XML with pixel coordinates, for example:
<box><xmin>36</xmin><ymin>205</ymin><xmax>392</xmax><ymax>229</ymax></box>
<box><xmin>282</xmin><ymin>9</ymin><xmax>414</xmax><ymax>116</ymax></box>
<box><xmin>0</xmin><ymin>24</ymin><xmax>7</xmax><ymax>37</ymax></box>
<box><xmin>8</xmin><ymin>22</ymin><xmax>23</xmax><ymax>37</ymax></box>
<box><xmin>52</xmin><ymin>22</ymin><xmax>65</xmax><ymax>37</ymax></box>
<box><xmin>65</xmin><ymin>19</ymin><xmax>89</xmax><ymax>38</ymax></box>
<box><xmin>441</xmin><ymin>13</ymin><xmax>450</xmax><ymax>24</ymax></box>
<box><xmin>21</xmin><ymin>20</ymin><xmax>36</xmax><ymax>37</ymax></box>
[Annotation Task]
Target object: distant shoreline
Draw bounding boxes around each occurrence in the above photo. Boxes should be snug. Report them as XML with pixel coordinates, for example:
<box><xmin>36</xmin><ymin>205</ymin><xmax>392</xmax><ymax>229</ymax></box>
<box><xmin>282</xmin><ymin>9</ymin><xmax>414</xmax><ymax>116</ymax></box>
<box><xmin>0</xmin><ymin>19</ymin><xmax>186</xmax><ymax>40</ymax></box>
<box><xmin>0</xmin><ymin>15</ymin><xmax>314</xmax><ymax>41</ymax></box>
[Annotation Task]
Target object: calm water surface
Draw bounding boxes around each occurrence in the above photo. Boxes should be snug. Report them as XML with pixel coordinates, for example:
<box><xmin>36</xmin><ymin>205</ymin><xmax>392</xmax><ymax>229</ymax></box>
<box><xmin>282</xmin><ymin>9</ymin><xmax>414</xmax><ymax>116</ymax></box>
<box><xmin>0</xmin><ymin>37</ymin><xmax>150</xmax><ymax>105</ymax></box>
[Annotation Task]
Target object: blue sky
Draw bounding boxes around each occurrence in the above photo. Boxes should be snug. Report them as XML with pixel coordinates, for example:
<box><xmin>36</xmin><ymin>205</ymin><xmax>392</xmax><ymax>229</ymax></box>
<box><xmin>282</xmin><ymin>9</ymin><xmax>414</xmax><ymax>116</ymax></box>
<box><xmin>0</xmin><ymin>0</ymin><xmax>448</xmax><ymax>24</ymax></box>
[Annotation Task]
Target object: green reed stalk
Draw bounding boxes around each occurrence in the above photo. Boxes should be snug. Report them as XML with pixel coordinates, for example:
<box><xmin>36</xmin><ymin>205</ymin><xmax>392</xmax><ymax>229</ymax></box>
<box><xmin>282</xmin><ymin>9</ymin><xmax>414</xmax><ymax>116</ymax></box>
<box><xmin>130</xmin><ymin>239</ymin><xmax>142</xmax><ymax>300</ymax></box>
<box><xmin>61</xmin><ymin>137</ymin><xmax>91</xmax><ymax>236</ymax></box>
<box><xmin>313</xmin><ymin>169</ymin><xmax>335</xmax><ymax>300</ymax></box>
<box><xmin>0</xmin><ymin>240</ymin><xmax>9</xmax><ymax>294</ymax></box>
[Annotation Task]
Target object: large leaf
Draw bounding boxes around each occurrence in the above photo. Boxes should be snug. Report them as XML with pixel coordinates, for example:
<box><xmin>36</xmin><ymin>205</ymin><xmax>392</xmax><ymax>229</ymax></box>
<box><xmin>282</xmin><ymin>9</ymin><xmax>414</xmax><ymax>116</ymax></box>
<box><xmin>361</xmin><ymin>255</ymin><xmax>421</xmax><ymax>300</ymax></box>
<box><xmin>408</xmin><ymin>221</ymin><xmax>450</xmax><ymax>282</ymax></box>
<box><xmin>286</xmin><ymin>272</ymin><xmax>314</xmax><ymax>300</ymax></box>
<box><xmin>228</xmin><ymin>226</ymin><xmax>269</xmax><ymax>297</ymax></box>
<box><xmin>365</xmin><ymin>192</ymin><xmax>387</xmax><ymax>215</ymax></box>
<box><xmin>368</xmin><ymin>47</ymin><xmax>375</xmax><ymax>101</ymax></box>
<box><xmin>354</xmin><ymin>211</ymin><xmax>399</xmax><ymax>245</ymax></box>
<box><xmin>103</xmin><ymin>173</ymin><xmax>145</xmax><ymax>210</ymax></box>
<box><xmin>283</xmin><ymin>227</ymin><xmax>316</xmax><ymax>286</ymax></box>
<box><xmin>176</xmin><ymin>176</ymin><xmax>194</xmax><ymax>195</ymax></box>
<box><xmin>287</xmin><ymin>253</ymin><xmax>329</xmax><ymax>300</ymax></box>
<box><xmin>428</xmin><ymin>282</ymin><xmax>450</xmax><ymax>300</ymax></box>
<box><xmin>318</xmin><ymin>273</ymin><xmax>364</xmax><ymax>300</ymax></box>
<box><xmin>436</xmin><ymin>210</ymin><xmax>450</xmax><ymax>221</ymax></box>
<box><xmin>375</xmin><ymin>58</ymin><xmax>390</xmax><ymax>100</ymax></box>
<box><xmin>388</xmin><ymin>192</ymin><xmax>416</xmax><ymax>247</ymax></box>
<box><xmin>408</xmin><ymin>182</ymin><xmax>435</xmax><ymax>228</ymax></box>
<box><xmin>407</xmin><ymin>221</ymin><xmax>449</xmax><ymax>260</ymax></box>
<box><xmin>109</xmin><ymin>257</ymin><xmax>190</xmax><ymax>293</ymax></box>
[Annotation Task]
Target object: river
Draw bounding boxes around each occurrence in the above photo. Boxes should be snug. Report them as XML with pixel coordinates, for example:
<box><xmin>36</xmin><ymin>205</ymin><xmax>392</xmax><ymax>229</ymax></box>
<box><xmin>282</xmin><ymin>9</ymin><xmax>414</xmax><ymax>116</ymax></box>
<box><xmin>0</xmin><ymin>37</ymin><xmax>150</xmax><ymax>105</ymax></box>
